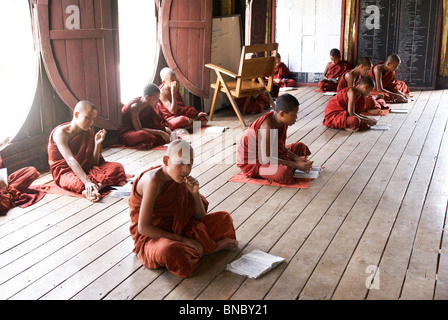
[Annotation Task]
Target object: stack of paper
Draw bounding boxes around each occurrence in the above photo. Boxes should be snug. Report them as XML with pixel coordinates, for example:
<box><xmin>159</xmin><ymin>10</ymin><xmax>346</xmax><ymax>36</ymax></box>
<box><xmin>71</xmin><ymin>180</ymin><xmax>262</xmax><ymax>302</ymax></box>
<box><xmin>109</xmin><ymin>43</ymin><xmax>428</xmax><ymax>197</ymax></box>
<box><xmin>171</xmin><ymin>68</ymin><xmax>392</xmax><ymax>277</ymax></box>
<box><xmin>226</xmin><ymin>249</ymin><xmax>285</xmax><ymax>279</ymax></box>
<box><xmin>370</xmin><ymin>123</ymin><xmax>391</xmax><ymax>131</ymax></box>
<box><xmin>294</xmin><ymin>166</ymin><xmax>323</xmax><ymax>179</ymax></box>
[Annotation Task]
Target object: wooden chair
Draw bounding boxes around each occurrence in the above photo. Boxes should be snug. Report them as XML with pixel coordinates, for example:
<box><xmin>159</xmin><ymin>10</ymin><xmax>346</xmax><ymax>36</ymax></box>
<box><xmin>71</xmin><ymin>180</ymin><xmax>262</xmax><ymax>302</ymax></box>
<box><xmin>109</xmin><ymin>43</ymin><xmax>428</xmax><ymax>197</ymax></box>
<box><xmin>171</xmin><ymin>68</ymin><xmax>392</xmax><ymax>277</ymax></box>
<box><xmin>205</xmin><ymin>43</ymin><xmax>278</xmax><ymax>127</ymax></box>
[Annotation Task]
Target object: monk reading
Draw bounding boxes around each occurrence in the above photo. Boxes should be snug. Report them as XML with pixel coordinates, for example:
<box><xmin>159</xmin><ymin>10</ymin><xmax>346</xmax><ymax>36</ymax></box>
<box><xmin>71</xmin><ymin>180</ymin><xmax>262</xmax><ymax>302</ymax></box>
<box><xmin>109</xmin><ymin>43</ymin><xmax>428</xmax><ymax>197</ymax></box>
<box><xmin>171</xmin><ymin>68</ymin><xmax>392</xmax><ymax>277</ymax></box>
<box><xmin>271</xmin><ymin>53</ymin><xmax>297</xmax><ymax>97</ymax></box>
<box><xmin>0</xmin><ymin>166</ymin><xmax>45</xmax><ymax>214</ymax></box>
<box><xmin>157</xmin><ymin>68</ymin><xmax>208</xmax><ymax>130</ymax></box>
<box><xmin>368</xmin><ymin>54</ymin><xmax>411</xmax><ymax>103</ymax></box>
<box><xmin>337</xmin><ymin>57</ymin><xmax>386</xmax><ymax>114</ymax></box>
<box><xmin>318</xmin><ymin>48</ymin><xmax>352</xmax><ymax>92</ymax></box>
<box><xmin>117</xmin><ymin>83</ymin><xmax>172</xmax><ymax>149</ymax></box>
<box><xmin>128</xmin><ymin>139</ymin><xmax>238</xmax><ymax>278</ymax></box>
<box><xmin>48</xmin><ymin>101</ymin><xmax>127</xmax><ymax>202</ymax></box>
<box><xmin>323</xmin><ymin>76</ymin><xmax>378</xmax><ymax>131</ymax></box>
<box><xmin>237</xmin><ymin>93</ymin><xmax>313</xmax><ymax>185</ymax></box>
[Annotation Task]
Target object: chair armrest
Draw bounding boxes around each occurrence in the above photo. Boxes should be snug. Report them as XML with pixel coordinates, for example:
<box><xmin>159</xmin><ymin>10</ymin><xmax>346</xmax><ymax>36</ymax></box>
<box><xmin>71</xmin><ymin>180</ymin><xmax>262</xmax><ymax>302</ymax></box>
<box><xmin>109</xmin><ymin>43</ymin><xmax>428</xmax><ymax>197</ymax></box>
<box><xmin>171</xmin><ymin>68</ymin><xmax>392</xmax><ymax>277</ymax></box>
<box><xmin>205</xmin><ymin>63</ymin><xmax>238</xmax><ymax>78</ymax></box>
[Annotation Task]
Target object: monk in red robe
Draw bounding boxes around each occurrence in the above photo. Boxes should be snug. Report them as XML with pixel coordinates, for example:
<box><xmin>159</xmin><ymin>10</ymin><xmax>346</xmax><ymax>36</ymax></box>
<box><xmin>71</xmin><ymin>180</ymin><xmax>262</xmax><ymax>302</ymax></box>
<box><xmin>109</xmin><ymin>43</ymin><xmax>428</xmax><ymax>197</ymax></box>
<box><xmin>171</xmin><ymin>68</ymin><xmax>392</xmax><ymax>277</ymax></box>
<box><xmin>237</xmin><ymin>94</ymin><xmax>313</xmax><ymax>185</ymax></box>
<box><xmin>117</xmin><ymin>84</ymin><xmax>172</xmax><ymax>149</ymax></box>
<box><xmin>368</xmin><ymin>54</ymin><xmax>411</xmax><ymax>103</ymax></box>
<box><xmin>48</xmin><ymin>101</ymin><xmax>127</xmax><ymax>202</ymax></box>
<box><xmin>0</xmin><ymin>165</ymin><xmax>45</xmax><ymax>214</ymax></box>
<box><xmin>271</xmin><ymin>53</ymin><xmax>297</xmax><ymax>97</ymax></box>
<box><xmin>323</xmin><ymin>76</ymin><xmax>378</xmax><ymax>131</ymax></box>
<box><xmin>318</xmin><ymin>48</ymin><xmax>352</xmax><ymax>92</ymax></box>
<box><xmin>157</xmin><ymin>68</ymin><xmax>208</xmax><ymax>130</ymax></box>
<box><xmin>337</xmin><ymin>57</ymin><xmax>386</xmax><ymax>114</ymax></box>
<box><xmin>128</xmin><ymin>139</ymin><xmax>238</xmax><ymax>278</ymax></box>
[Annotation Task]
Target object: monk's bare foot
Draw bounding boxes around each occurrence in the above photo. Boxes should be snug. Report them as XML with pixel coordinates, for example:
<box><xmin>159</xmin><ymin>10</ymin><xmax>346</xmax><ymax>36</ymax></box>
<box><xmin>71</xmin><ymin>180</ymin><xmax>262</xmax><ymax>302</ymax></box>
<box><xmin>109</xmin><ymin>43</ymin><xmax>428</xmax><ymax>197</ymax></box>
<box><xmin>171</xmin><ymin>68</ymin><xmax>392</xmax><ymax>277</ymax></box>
<box><xmin>82</xmin><ymin>190</ymin><xmax>101</xmax><ymax>202</ymax></box>
<box><xmin>215</xmin><ymin>238</ymin><xmax>239</xmax><ymax>252</ymax></box>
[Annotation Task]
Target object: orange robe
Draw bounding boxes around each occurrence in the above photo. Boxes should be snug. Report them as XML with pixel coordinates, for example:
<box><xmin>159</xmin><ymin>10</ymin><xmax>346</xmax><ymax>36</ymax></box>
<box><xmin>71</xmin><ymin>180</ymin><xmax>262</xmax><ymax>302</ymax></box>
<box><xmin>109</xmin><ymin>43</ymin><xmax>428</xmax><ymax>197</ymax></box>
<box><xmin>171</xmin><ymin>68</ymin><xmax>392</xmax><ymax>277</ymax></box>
<box><xmin>323</xmin><ymin>87</ymin><xmax>370</xmax><ymax>130</ymax></box>
<box><xmin>117</xmin><ymin>97</ymin><xmax>169</xmax><ymax>148</ymax></box>
<box><xmin>128</xmin><ymin>166</ymin><xmax>236</xmax><ymax>278</ymax></box>
<box><xmin>237</xmin><ymin>111</ymin><xmax>311</xmax><ymax>185</ymax></box>
<box><xmin>337</xmin><ymin>70</ymin><xmax>386</xmax><ymax>111</ymax></box>
<box><xmin>271</xmin><ymin>62</ymin><xmax>297</xmax><ymax>97</ymax></box>
<box><xmin>0</xmin><ymin>167</ymin><xmax>45</xmax><ymax>213</ymax></box>
<box><xmin>156</xmin><ymin>86</ymin><xmax>207</xmax><ymax>130</ymax></box>
<box><xmin>368</xmin><ymin>61</ymin><xmax>411</xmax><ymax>102</ymax></box>
<box><xmin>48</xmin><ymin>124</ymin><xmax>127</xmax><ymax>194</ymax></box>
<box><xmin>318</xmin><ymin>60</ymin><xmax>352</xmax><ymax>92</ymax></box>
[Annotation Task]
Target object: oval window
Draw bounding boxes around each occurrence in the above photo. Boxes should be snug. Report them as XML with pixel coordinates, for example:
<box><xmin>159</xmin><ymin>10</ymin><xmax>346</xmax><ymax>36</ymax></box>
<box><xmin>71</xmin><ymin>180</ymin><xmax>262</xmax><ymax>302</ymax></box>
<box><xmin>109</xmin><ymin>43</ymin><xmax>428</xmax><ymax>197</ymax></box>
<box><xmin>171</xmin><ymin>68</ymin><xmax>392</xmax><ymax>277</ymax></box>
<box><xmin>0</xmin><ymin>1</ymin><xmax>38</xmax><ymax>147</ymax></box>
<box><xmin>118</xmin><ymin>0</ymin><xmax>158</xmax><ymax>104</ymax></box>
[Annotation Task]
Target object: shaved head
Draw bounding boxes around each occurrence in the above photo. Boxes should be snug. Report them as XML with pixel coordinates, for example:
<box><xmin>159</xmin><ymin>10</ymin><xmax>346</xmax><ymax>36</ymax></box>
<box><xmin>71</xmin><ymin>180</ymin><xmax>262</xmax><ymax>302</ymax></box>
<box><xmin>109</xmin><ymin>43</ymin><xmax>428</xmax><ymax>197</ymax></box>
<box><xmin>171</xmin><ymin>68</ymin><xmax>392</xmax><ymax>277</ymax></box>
<box><xmin>74</xmin><ymin>100</ymin><xmax>97</xmax><ymax>113</ymax></box>
<box><xmin>357</xmin><ymin>57</ymin><xmax>372</xmax><ymax>68</ymax></box>
<box><xmin>387</xmin><ymin>54</ymin><xmax>401</xmax><ymax>64</ymax></box>
<box><xmin>165</xmin><ymin>139</ymin><xmax>194</xmax><ymax>163</ymax></box>
<box><xmin>160</xmin><ymin>67</ymin><xmax>176</xmax><ymax>81</ymax></box>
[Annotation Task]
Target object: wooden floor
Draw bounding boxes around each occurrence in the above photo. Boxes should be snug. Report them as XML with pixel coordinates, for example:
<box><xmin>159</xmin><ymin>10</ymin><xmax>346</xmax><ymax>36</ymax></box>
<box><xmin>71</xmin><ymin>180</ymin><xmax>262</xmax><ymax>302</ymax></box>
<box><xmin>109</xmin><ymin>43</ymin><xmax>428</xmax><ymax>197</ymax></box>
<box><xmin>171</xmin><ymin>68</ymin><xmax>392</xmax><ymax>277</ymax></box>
<box><xmin>1</xmin><ymin>86</ymin><xmax>447</xmax><ymax>300</ymax></box>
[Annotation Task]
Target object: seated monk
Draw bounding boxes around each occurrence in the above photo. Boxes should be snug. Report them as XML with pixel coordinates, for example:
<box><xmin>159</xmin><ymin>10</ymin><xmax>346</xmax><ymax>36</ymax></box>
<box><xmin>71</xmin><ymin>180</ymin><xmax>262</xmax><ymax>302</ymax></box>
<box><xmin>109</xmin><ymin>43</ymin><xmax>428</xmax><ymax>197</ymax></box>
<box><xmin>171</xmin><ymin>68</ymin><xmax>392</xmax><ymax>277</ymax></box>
<box><xmin>323</xmin><ymin>76</ymin><xmax>378</xmax><ymax>132</ymax></box>
<box><xmin>117</xmin><ymin>84</ymin><xmax>172</xmax><ymax>149</ymax></box>
<box><xmin>271</xmin><ymin>53</ymin><xmax>297</xmax><ymax>97</ymax></box>
<box><xmin>337</xmin><ymin>57</ymin><xmax>387</xmax><ymax>114</ymax></box>
<box><xmin>0</xmin><ymin>166</ymin><xmax>45</xmax><ymax>214</ymax></box>
<box><xmin>368</xmin><ymin>54</ymin><xmax>411</xmax><ymax>103</ymax></box>
<box><xmin>237</xmin><ymin>94</ymin><xmax>313</xmax><ymax>185</ymax></box>
<box><xmin>128</xmin><ymin>139</ymin><xmax>238</xmax><ymax>278</ymax></box>
<box><xmin>318</xmin><ymin>48</ymin><xmax>352</xmax><ymax>92</ymax></box>
<box><xmin>157</xmin><ymin>68</ymin><xmax>208</xmax><ymax>130</ymax></box>
<box><xmin>48</xmin><ymin>101</ymin><xmax>127</xmax><ymax>202</ymax></box>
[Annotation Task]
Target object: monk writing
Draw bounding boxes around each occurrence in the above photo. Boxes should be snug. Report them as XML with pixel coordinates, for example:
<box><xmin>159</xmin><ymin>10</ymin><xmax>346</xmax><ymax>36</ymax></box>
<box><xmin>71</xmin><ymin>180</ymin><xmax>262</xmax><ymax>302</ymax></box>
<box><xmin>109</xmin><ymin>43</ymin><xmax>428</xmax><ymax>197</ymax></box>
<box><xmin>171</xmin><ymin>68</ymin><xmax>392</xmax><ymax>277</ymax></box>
<box><xmin>323</xmin><ymin>76</ymin><xmax>378</xmax><ymax>132</ymax></box>
<box><xmin>271</xmin><ymin>53</ymin><xmax>297</xmax><ymax>97</ymax></box>
<box><xmin>157</xmin><ymin>68</ymin><xmax>208</xmax><ymax>130</ymax></box>
<box><xmin>128</xmin><ymin>139</ymin><xmax>238</xmax><ymax>278</ymax></box>
<box><xmin>237</xmin><ymin>93</ymin><xmax>313</xmax><ymax>185</ymax></box>
<box><xmin>318</xmin><ymin>48</ymin><xmax>352</xmax><ymax>92</ymax></box>
<box><xmin>368</xmin><ymin>54</ymin><xmax>411</xmax><ymax>103</ymax></box>
<box><xmin>337</xmin><ymin>57</ymin><xmax>386</xmax><ymax>114</ymax></box>
<box><xmin>118</xmin><ymin>84</ymin><xmax>172</xmax><ymax>149</ymax></box>
<box><xmin>48</xmin><ymin>101</ymin><xmax>127</xmax><ymax>202</ymax></box>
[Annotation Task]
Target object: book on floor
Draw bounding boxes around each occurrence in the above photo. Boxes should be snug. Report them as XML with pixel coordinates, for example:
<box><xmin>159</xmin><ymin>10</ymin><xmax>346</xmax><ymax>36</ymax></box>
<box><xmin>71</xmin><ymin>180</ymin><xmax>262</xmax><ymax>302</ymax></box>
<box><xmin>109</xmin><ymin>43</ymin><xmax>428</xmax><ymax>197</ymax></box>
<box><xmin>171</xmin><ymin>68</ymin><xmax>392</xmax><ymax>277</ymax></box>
<box><xmin>294</xmin><ymin>166</ymin><xmax>322</xmax><ymax>179</ymax></box>
<box><xmin>226</xmin><ymin>249</ymin><xmax>285</xmax><ymax>279</ymax></box>
<box><xmin>370</xmin><ymin>123</ymin><xmax>391</xmax><ymax>131</ymax></box>
<box><xmin>389</xmin><ymin>108</ymin><xmax>409</xmax><ymax>114</ymax></box>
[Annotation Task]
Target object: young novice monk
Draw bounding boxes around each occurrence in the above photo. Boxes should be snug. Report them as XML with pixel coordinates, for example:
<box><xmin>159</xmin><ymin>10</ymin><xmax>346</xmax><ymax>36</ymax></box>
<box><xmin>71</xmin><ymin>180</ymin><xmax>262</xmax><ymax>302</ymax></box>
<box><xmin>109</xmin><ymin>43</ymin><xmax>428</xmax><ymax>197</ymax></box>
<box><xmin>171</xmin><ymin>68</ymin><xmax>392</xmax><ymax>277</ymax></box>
<box><xmin>318</xmin><ymin>48</ymin><xmax>352</xmax><ymax>92</ymax></box>
<box><xmin>48</xmin><ymin>101</ymin><xmax>127</xmax><ymax>202</ymax></box>
<box><xmin>118</xmin><ymin>83</ymin><xmax>172</xmax><ymax>149</ymax></box>
<box><xmin>368</xmin><ymin>54</ymin><xmax>411</xmax><ymax>103</ymax></box>
<box><xmin>128</xmin><ymin>139</ymin><xmax>238</xmax><ymax>278</ymax></box>
<box><xmin>237</xmin><ymin>93</ymin><xmax>313</xmax><ymax>185</ymax></box>
<box><xmin>337</xmin><ymin>57</ymin><xmax>386</xmax><ymax>114</ymax></box>
<box><xmin>157</xmin><ymin>68</ymin><xmax>208</xmax><ymax>130</ymax></box>
<box><xmin>271</xmin><ymin>53</ymin><xmax>297</xmax><ymax>97</ymax></box>
<box><xmin>323</xmin><ymin>76</ymin><xmax>378</xmax><ymax>131</ymax></box>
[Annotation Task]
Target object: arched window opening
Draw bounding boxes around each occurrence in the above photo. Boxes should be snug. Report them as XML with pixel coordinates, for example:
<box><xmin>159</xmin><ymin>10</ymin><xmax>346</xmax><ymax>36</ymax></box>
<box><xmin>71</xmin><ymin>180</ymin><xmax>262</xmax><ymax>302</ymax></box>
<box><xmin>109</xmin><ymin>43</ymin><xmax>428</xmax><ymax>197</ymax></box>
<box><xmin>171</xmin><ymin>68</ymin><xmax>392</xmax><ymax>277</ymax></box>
<box><xmin>118</xmin><ymin>0</ymin><xmax>158</xmax><ymax>104</ymax></box>
<box><xmin>0</xmin><ymin>1</ymin><xmax>39</xmax><ymax>148</ymax></box>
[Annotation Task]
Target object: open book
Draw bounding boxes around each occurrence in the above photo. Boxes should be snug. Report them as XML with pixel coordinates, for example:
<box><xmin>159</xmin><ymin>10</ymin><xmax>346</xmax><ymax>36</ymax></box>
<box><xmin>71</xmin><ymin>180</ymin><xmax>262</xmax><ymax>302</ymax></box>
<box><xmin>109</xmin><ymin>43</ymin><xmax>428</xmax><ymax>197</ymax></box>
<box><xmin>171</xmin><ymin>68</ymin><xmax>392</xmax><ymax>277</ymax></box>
<box><xmin>226</xmin><ymin>249</ymin><xmax>285</xmax><ymax>279</ymax></box>
<box><xmin>389</xmin><ymin>108</ymin><xmax>409</xmax><ymax>114</ymax></box>
<box><xmin>370</xmin><ymin>123</ymin><xmax>391</xmax><ymax>131</ymax></box>
<box><xmin>109</xmin><ymin>179</ymin><xmax>134</xmax><ymax>199</ymax></box>
<box><xmin>294</xmin><ymin>166</ymin><xmax>322</xmax><ymax>179</ymax></box>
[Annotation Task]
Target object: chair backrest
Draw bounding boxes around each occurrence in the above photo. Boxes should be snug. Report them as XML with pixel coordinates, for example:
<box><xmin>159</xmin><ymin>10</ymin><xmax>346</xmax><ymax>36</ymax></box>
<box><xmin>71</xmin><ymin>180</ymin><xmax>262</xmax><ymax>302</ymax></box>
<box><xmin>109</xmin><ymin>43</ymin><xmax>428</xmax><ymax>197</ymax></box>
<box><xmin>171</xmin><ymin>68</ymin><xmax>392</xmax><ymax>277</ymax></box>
<box><xmin>236</xmin><ymin>43</ymin><xmax>278</xmax><ymax>92</ymax></box>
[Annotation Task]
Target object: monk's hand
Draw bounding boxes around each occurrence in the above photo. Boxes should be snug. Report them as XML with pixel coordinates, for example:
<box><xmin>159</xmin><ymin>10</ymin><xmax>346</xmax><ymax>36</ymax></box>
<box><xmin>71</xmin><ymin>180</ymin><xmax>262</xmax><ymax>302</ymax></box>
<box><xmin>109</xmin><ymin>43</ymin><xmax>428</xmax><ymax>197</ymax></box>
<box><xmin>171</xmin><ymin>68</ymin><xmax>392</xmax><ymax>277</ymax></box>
<box><xmin>182</xmin><ymin>237</ymin><xmax>203</xmax><ymax>256</ymax></box>
<box><xmin>83</xmin><ymin>181</ymin><xmax>100</xmax><ymax>202</ymax></box>
<box><xmin>374</xmin><ymin>93</ymin><xmax>385</xmax><ymax>100</ymax></box>
<box><xmin>183</xmin><ymin>175</ymin><xmax>199</xmax><ymax>195</ymax></box>
<box><xmin>295</xmin><ymin>156</ymin><xmax>314</xmax><ymax>173</ymax></box>
<box><xmin>95</xmin><ymin>129</ymin><xmax>106</xmax><ymax>145</ymax></box>
<box><xmin>365</xmin><ymin>117</ymin><xmax>377</xmax><ymax>127</ymax></box>
<box><xmin>197</xmin><ymin>112</ymin><xmax>207</xmax><ymax>118</ymax></box>
<box><xmin>157</xmin><ymin>130</ymin><xmax>171</xmax><ymax>142</ymax></box>
<box><xmin>171</xmin><ymin>81</ymin><xmax>178</xmax><ymax>93</ymax></box>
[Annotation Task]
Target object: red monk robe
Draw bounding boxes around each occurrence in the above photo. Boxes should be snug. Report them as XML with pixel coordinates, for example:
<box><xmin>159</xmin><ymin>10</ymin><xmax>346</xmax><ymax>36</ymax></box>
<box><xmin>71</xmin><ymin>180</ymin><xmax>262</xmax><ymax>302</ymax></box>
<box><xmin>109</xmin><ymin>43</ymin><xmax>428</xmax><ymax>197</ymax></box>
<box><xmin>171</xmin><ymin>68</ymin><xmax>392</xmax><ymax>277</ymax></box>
<box><xmin>156</xmin><ymin>87</ymin><xmax>207</xmax><ymax>130</ymax></box>
<box><xmin>117</xmin><ymin>97</ymin><xmax>169</xmax><ymax>148</ymax></box>
<box><xmin>318</xmin><ymin>60</ymin><xmax>352</xmax><ymax>92</ymax></box>
<box><xmin>323</xmin><ymin>86</ymin><xmax>370</xmax><ymax>130</ymax></box>
<box><xmin>337</xmin><ymin>69</ymin><xmax>386</xmax><ymax>112</ymax></box>
<box><xmin>368</xmin><ymin>61</ymin><xmax>411</xmax><ymax>102</ymax></box>
<box><xmin>237</xmin><ymin>111</ymin><xmax>311</xmax><ymax>185</ymax></box>
<box><xmin>128</xmin><ymin>166</ymin><xmax>236</xmax><ymax>278</ymax></box>
<box><xmin>271</xmin><ymin>62</ymin><xmax>297</xmax><ymax>97</ymax></box>
<box><xmin>0</xmin><ymin>166</ymin><xmax>45</xmax><ymax>213</ymax></box>
<box><xmin>48</xmin><ymin>124</ymin><xmax>127</xmax><ymax>194</ymax></box>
